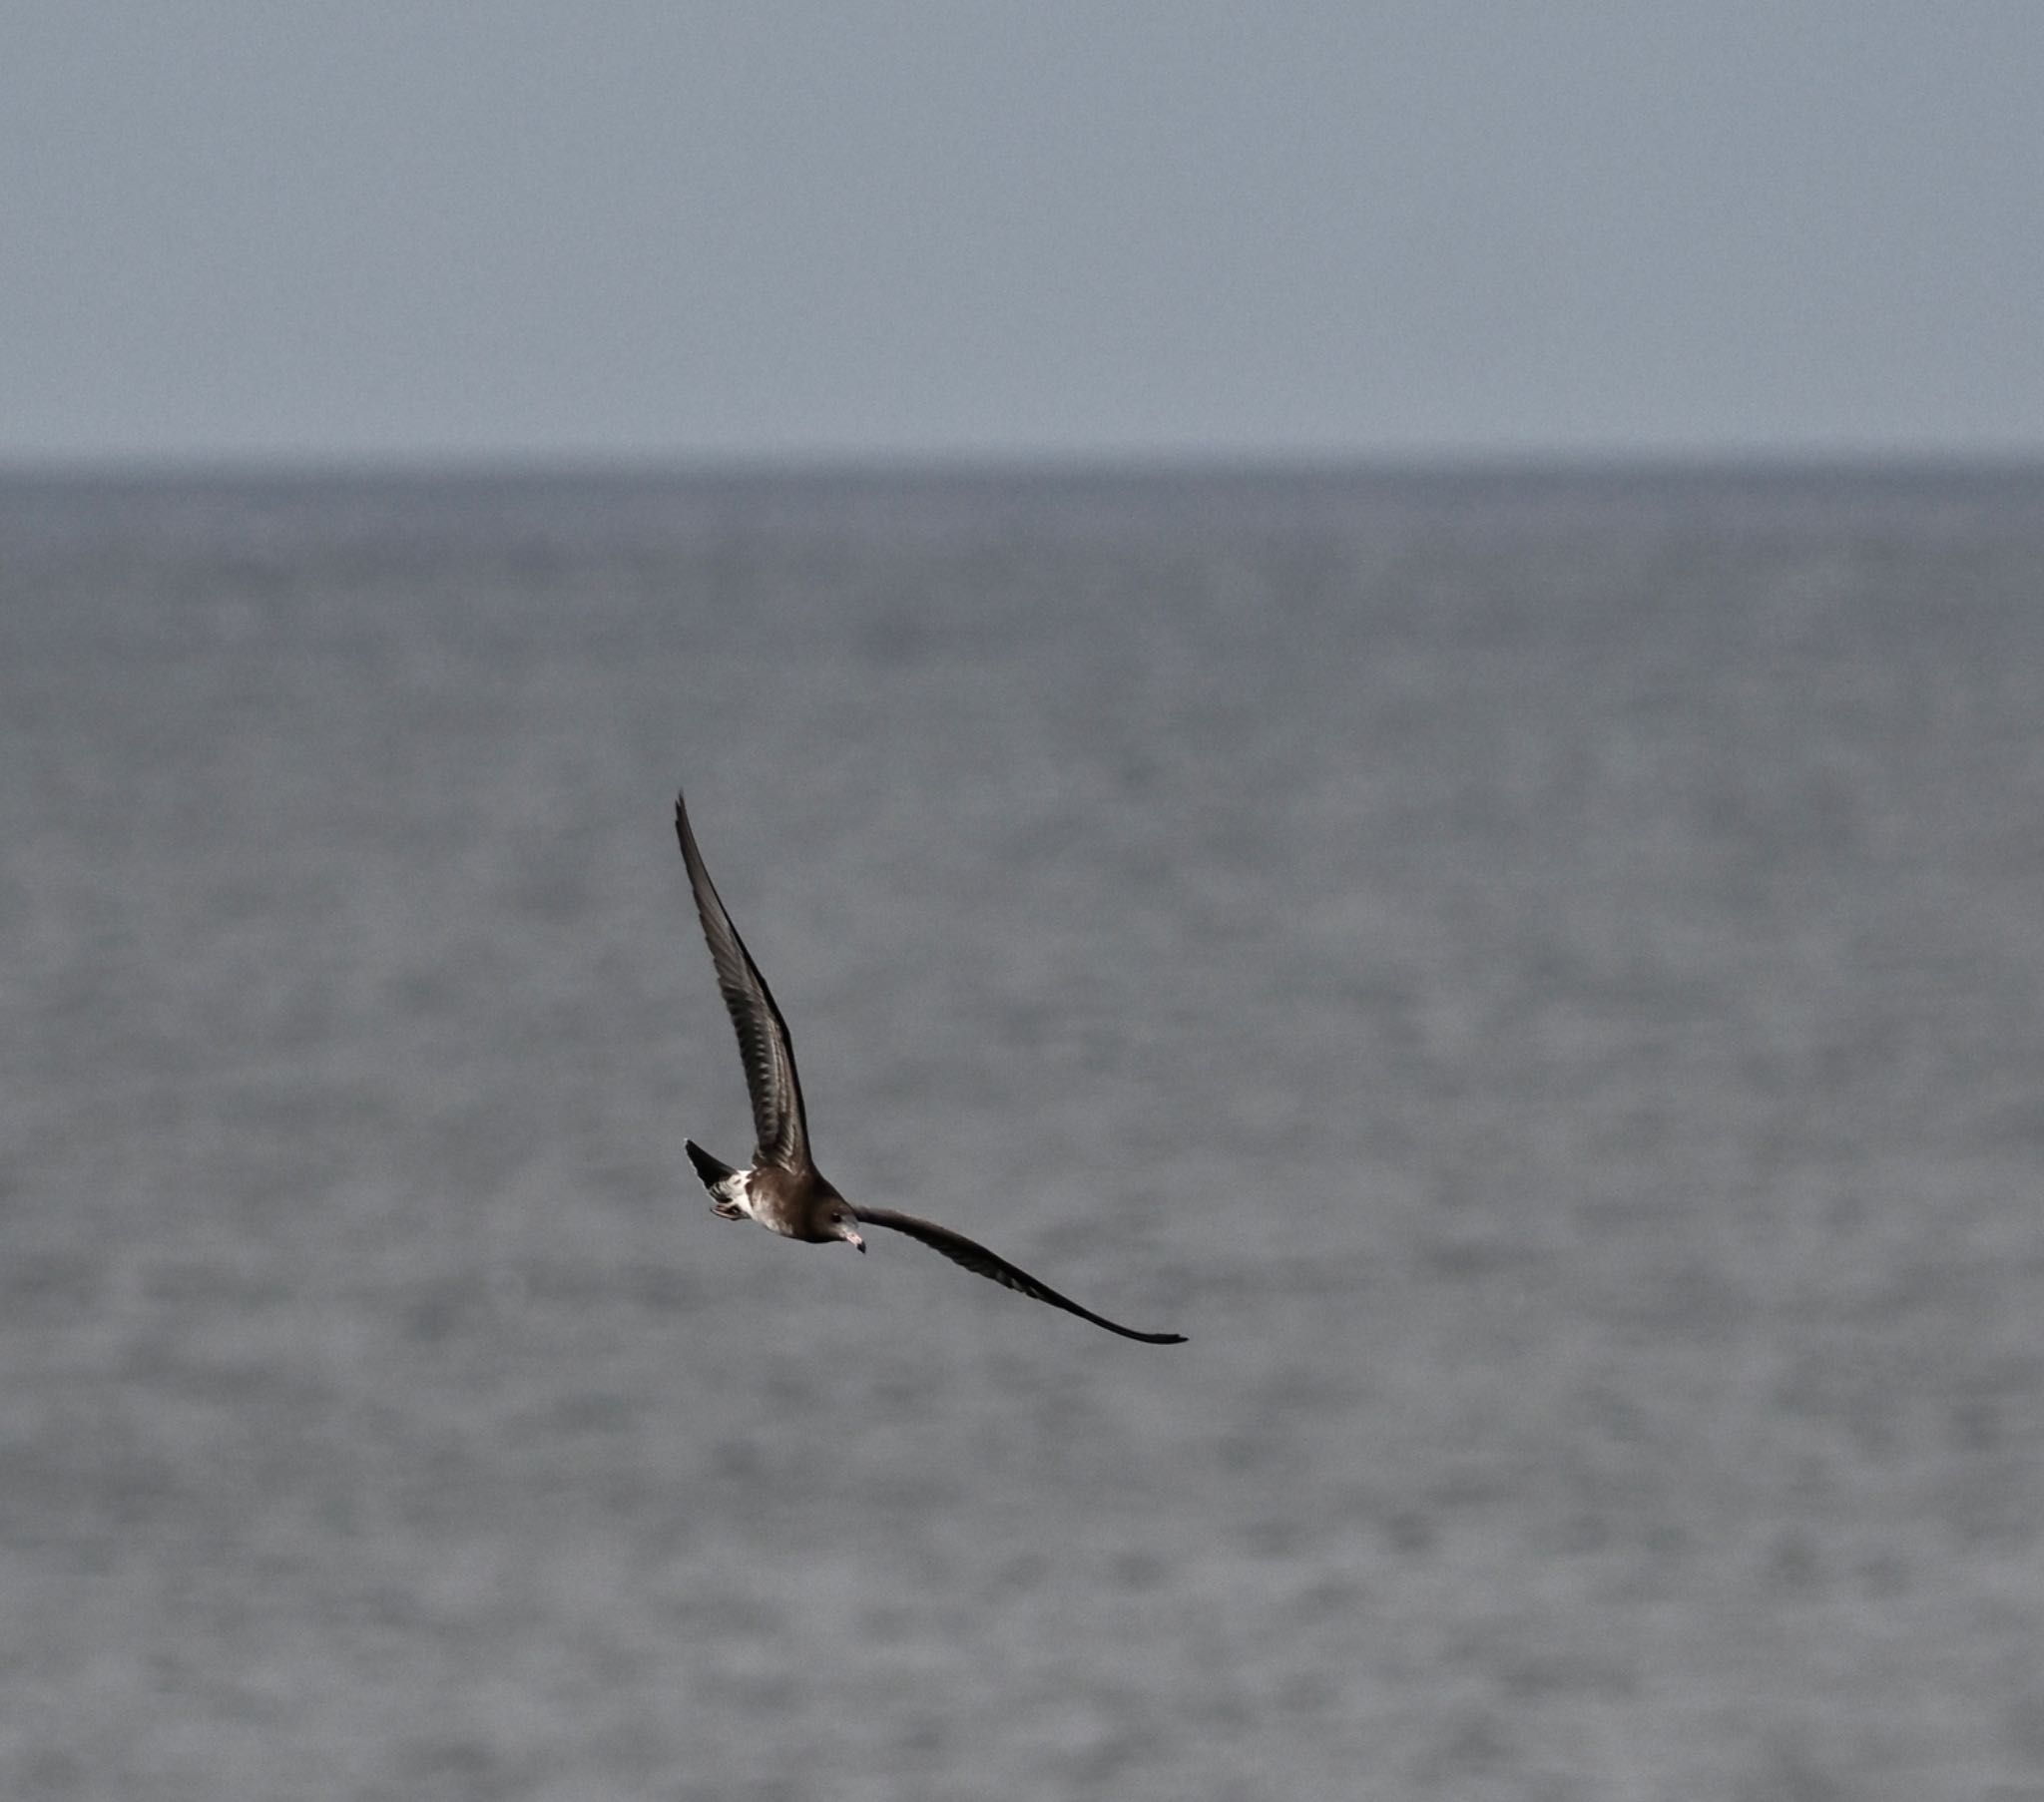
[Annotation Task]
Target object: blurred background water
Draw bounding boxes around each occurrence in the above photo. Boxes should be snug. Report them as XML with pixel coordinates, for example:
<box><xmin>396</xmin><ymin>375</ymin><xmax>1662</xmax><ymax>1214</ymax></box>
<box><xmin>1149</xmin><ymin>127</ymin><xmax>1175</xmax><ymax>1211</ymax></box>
<box><xmin>3</xmin><ymin>465</ymin><xmax>2042</xmax><ymax>1800</ymax></box>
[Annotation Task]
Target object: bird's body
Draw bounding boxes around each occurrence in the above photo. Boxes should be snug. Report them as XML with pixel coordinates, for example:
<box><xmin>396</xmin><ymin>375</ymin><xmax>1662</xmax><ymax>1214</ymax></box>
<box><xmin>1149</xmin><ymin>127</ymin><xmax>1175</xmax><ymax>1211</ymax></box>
<box><xmin>684</xmin><ymin>1139</ymin><xmax>846</xmax><ymax>1241</ymax></box>
<box><xmin>674</xmin><ymin>788</ymin><xmax>1185</xmax><ymax>1345</ymax></box>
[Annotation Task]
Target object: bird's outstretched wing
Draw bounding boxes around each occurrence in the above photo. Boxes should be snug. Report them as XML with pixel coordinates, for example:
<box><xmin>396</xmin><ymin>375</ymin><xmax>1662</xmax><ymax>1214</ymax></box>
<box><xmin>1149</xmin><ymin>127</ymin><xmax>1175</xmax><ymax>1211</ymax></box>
<box><xmin>852</xmin><ymin>1205</ymin><xmax>1187</xmax><ymax>1344</ymax></box>
<box><xmin>675</xmin><ymin>790</ymin><xmax>810</xmax><ymax>1172</ymax></box>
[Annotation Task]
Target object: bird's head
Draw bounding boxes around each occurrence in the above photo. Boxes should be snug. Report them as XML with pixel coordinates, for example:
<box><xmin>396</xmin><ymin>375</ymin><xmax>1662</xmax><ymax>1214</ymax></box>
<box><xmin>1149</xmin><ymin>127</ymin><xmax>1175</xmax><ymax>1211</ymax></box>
<box><xmin>823</xmin><ymin>1200</ymin><xmax>865</xmax><ymax>1252</ymax></box>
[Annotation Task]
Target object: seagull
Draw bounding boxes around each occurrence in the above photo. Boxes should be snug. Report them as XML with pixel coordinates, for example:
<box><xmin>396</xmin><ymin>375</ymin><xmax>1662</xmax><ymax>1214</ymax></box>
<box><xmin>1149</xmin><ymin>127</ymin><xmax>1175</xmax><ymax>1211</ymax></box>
<box><xmin>674</xmin><ymin>788</ymin><xmax>1186</xmax><ymax>1345</ymax></box>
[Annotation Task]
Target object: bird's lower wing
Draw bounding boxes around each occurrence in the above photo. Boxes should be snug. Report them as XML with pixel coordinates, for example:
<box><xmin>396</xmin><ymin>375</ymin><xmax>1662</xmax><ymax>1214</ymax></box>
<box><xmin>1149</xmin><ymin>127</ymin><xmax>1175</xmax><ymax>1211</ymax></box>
<box><xmin>852</xmin><ymin>1206</ymin><xmax>1186</xmax><ymax>1344</ymax></box>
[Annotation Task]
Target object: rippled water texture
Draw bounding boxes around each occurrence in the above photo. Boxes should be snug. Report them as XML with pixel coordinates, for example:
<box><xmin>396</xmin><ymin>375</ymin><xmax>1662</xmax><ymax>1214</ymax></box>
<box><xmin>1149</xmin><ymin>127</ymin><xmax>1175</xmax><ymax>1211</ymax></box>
<box><xmin>4</xmin><ymin>466</ymin><xmax>2043</xmax><ymax>1798</ymax></box>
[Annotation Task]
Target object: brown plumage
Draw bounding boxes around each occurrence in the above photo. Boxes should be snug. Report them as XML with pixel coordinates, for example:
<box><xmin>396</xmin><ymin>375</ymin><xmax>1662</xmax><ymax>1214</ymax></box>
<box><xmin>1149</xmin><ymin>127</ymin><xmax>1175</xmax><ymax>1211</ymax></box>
<box><xmin>675</xmin><ymin>789</ymin><xmax>1185</xmax><ymax>1345</ymax></box>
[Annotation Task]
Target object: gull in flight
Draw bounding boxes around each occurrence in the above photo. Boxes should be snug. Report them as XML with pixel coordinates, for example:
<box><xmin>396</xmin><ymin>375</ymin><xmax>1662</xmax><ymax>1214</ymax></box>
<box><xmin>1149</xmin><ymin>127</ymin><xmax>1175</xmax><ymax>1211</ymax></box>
<box><xmin>675</xmin><ymin>788</ymin><xmax>1186</xmax><ymax>1345</ymax></box>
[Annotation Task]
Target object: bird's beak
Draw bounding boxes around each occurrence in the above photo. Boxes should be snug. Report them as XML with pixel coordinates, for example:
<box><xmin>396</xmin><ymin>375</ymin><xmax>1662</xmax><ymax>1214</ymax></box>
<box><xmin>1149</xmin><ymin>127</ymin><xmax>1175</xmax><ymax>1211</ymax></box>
<box><xmin>848</xmin><ymin>1231</ymin><xmax>865</xmax><ymax>1253</ymax></box>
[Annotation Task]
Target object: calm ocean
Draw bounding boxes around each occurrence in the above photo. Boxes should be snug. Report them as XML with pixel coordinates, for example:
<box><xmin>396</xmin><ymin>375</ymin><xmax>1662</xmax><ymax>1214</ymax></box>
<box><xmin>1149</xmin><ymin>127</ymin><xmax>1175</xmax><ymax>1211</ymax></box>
<box><xmin>4</xmin><ymin>465</ymin><xmax>2042</xmax><ymax>1798</ymax></box>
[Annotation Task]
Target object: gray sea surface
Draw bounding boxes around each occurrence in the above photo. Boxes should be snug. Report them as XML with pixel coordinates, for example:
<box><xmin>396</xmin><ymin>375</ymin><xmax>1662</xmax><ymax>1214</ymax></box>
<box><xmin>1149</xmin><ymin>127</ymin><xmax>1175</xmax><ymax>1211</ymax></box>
<box><xmin>4</xmin><ymin>464</ymin><xmax>2043</xmax><ymax>1799</ymax></box>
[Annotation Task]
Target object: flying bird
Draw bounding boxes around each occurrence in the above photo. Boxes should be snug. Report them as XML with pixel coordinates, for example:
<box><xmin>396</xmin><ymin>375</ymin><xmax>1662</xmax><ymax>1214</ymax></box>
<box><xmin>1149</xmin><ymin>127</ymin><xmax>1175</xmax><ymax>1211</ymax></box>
<box><xmin>674</xmin><ymin>788</ymin><xmax>1186</xmax><ymax>1344</ymax></box>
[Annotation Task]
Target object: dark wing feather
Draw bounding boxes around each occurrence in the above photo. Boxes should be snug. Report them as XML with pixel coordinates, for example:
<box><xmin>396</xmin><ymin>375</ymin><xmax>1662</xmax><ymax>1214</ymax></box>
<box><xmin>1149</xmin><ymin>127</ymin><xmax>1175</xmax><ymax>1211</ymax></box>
<box><xmin>852</xmin><ymin>1206</ymin><xmax>1187</xmax><ymax>1344</ymax></box>
<box><xmin>675</xmin><ymin>791</ymin><xmax>811</xmax><ymax>1172</ymax></box>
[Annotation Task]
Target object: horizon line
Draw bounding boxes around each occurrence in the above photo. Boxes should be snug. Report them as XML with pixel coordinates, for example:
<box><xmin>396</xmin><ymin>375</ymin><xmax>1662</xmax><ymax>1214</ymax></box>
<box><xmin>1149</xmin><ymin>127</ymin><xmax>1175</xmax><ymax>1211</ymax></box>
<box><xmin>3</xmin><ymin>442</ymin><xmax>2041</xmax><ymax>485</ymax></box>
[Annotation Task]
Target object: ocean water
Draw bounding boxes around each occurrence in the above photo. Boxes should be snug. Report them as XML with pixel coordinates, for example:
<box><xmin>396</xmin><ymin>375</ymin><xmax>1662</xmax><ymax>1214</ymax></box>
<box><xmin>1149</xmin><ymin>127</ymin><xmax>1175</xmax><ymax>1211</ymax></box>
<box><xmin>3</xmin><ymin>464</ymin><xmax>2042</xmax><ymax>1799</ymax></box>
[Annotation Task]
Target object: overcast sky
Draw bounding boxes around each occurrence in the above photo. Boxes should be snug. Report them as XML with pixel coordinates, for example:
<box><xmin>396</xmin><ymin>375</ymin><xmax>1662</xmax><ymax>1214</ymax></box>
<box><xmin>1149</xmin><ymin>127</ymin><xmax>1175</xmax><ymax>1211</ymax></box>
<box><xmin>6</xmin><ymin>3</ymin><xmax>2040</xmax><ymax>465</ymax></box>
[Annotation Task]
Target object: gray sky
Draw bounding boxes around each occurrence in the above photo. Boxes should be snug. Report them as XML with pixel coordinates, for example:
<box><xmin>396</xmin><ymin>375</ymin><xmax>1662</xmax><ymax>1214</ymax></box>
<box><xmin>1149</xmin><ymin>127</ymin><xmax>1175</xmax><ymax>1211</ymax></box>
<box><xmin>6</xmin><ymin>2</ymin><xmax>2040</xmax><ymax>464</ymax></box>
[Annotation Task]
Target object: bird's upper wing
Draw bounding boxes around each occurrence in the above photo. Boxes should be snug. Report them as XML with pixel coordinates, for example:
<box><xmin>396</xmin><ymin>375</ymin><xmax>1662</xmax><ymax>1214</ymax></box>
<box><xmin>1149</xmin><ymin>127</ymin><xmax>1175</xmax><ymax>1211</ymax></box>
<box><xmin>851</xmin><ymin>1205</ymin><xmax>1186</xmax><ymax>1344</ymax></box>
<box><xmin>675</xmin><ymin>790</ymin><xmax>810</xmax><ymax>1172</ymax></box>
